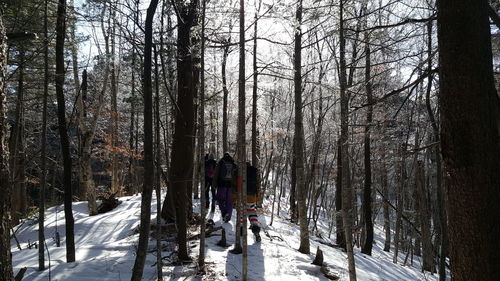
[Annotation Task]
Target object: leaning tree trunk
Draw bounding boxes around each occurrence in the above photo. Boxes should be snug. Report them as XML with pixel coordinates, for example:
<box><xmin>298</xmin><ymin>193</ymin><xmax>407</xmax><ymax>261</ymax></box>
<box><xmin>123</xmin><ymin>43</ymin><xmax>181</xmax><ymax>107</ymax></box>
<box><xmin>437</xmin><ymin>0</ymin><xmax>500</xmax><ymax>280</ymax></box>
<box><xmin>0</xmin><ymin>14</ymin><xmax>14</xmax><ymax>280</ymax></box>
<box><xmin>55</xmin><ymin>0</ymin><xmax>76</xmax><ymax>263</ymax></box>
<box><xmin>252</xmin><ymin>0</ymin><xmax>262</xmax><ymax>200</ymax></box>
<box><xmin>130</xmin><ymin>0</ymin><xmax>158</xmax><ymax>280</ymax></box>
<box><xmin>294</xmin><ymin>0</ymin><xmax>310</xmax><ymax>255</ymax></box>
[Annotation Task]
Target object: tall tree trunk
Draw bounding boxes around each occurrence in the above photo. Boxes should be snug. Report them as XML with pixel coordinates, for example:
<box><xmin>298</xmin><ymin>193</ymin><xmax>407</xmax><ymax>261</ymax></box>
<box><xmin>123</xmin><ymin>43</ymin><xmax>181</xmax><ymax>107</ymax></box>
<box><xmin>128</xmin><ymin>0</ymin><xmax>139</xmax><ymax>195</ymax></box>
<box><xmin>55</xmin><ymin>0</ymin><xmax>76</xmax><ymax>263</ymax></box>
<box><xmin>361</xmin><ymin>34</ymin><xmax>373</xmax><ymax>256</ymax></box>
<box><xmin>78</xmin><ymin>4</ymin><xmax>110</xmax><ymax>215</ymax></box>
<box><xmin>159</xmin><ymin>3</ymin><xmax>176</xmax><ymax>222</ymax></box>
<box><xmin>222</xmin><ymin>45</ymin><xmax>229</xmax><ymax>153</ymax></box>
<box><xmin>0</xmin><ymin>14</ymin><xmax>14</xmax><ymax>280</ymax></box>
<box><xmin>252</xmin><ymin>0</ymin><xmax>262</xmax><ymax>203</ymax></box>
<box><xmin>294</xmin><ymin>0</ymin><xmax>310</xmax><ymax>255</ymax></box>
<box><xmin>153</xmin><ymin>44</ymin><xmax>163</xmax><ymax>281</ymax></box>
<box><xmin>339</xmin><ymin>0</ymin><xmax>356</xmax><ymax>279</ymax></box>
<box><xmin>198</xmin><ymin>0</ymin><xmax>207</xmax><ymax>270</ymax></box>
<box><xmin>168</xmin><ymin>0</ymin><xmax>198</xmax><ymax>261</ymax></box>
<box><xmin>130</xmin><ymin>0</ymin><xmax>158</xmax><ymax>279</ymax></box>
<box><xmin>238</xmin><ymin>0</ymin><xmax>248</xmax><ymax>278</ymax></box>
<box><xmin>110</xmin><ymin>3</ymin><xmax>120</xmax><ymax>195</ymax></box>
<box><xmin>191</xmin><ymin>9</ymin><xmax>201</xmax><ymax>204</ymax></box>
<box><xmin>69</xmin><ymin>0</ymin><xmax>82</xmax><ymax>201</ymax></box>
<box><xmin>437</xmin><ymin>0</ymin><xmax>500</xmax><ymax>280</ymax></box>
<box><xmin>38</xmin><ymin>0</ymin><xmax>50</xmax><ymax>269</ymax></box>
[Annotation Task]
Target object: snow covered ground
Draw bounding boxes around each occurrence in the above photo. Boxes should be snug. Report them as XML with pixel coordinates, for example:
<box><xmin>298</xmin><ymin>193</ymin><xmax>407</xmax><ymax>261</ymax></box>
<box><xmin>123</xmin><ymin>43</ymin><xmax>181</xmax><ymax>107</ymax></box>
<box><xmin>11</xmin><ymin>192</ymin><xmax>446</xmax><ymax>280</ymax></box>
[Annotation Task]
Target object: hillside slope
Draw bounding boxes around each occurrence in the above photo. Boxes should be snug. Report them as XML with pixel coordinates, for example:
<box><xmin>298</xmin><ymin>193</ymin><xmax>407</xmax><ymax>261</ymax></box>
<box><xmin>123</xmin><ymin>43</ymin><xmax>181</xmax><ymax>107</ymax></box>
<box><xmin>11</xmin><ymin>193</ymin><xmax>445</xmax><ymax>280</ymax></box>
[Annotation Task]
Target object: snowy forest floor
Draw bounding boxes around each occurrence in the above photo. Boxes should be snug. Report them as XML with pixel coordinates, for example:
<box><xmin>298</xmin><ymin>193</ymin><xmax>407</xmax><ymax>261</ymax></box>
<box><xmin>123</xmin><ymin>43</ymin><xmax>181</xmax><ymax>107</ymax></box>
<box><xmin>11</xmin><ymin>192</ymin><xmax>447</xmax><ymax>280</ymax></box>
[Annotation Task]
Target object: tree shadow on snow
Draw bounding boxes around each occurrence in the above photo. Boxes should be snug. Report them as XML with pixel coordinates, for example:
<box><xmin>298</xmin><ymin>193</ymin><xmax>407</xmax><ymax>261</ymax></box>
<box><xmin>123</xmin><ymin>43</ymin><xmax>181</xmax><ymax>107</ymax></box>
<box><xmin>224</xmin><ymin>221</ymin><xmax>265</xmax><ymax>281</ymax></box>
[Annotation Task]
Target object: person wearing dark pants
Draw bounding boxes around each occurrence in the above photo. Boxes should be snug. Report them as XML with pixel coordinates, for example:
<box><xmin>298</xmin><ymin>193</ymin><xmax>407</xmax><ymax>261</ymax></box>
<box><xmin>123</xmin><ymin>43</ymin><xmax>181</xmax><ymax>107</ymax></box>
<box><xmin>213</xmin><ymin>152</ymin><xmax>238</xmax><ymax>223</ymax></box>
<box><xmin>204</xmin><ymin>154</ymin><xmax>217</xmax><ymax>212</ymax></box>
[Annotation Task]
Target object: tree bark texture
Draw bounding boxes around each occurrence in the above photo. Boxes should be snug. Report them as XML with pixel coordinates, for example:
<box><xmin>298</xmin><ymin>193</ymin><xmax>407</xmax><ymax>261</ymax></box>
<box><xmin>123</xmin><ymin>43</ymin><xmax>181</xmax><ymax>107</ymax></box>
<box><xmin>168</xmin><ymin>0</ymin><xmax>198</xmax><ymax>261</ymax></box>
<box><xmin>294</xmin><ymin>0</ymin><xmax>310</xmax><ymax>255</ymax></box>
<box><xmin>437</xmin><ymin>1</ymin><xmax>500</xmax><ymax>280</ymax></box>
<box><xmin>0</xmin><ymin>14</ymin><xmax>14</xmax><ymax>280</ymax></box>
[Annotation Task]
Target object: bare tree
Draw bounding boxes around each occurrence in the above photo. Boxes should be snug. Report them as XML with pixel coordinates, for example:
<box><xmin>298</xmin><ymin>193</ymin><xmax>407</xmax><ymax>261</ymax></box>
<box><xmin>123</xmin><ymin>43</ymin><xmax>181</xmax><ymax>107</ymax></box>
<box><xmin>55</xmin><ymin>0</ymin><xmax>75</xmax><ymax>263</ymax></box>
<box><xmin>130</xmin><ymin>0</ymin><xmax>159</xmax><ymax>279</ymax></box>
<box><xmin>339</xmin><ymin>0</ymin><xmax>356</xmax><ymax>279</ymax></box>
<box><xmin>294</xmin><ymin>0</ymin><xmax>310</xmax><ymax>255</ymax></box>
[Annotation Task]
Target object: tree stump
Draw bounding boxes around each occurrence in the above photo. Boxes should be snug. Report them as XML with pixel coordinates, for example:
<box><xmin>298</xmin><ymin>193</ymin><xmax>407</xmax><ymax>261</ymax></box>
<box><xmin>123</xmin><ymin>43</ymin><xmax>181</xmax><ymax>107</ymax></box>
<box><xmin>312</xmin><ymin>246</ymin><xmax>324</xmax><ymax>266</ymax></box>
<box><xmin>14</xmin><ymin>267</ymin><xmax>27</xmax><ymax>281</ymax></box>
<box><xmin>217</xmin><ymin>228</ymin><xmax>229</xmax><ymax>248</ymax></box>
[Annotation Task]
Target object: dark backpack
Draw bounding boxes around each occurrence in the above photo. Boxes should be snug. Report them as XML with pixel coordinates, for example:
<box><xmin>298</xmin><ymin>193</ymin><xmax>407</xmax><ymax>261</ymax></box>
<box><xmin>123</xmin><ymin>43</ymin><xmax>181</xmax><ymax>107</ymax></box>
<box><xmin>219</xmin><ymin>159</ymin><xmax>235</xmax><ymax>183</ymax></box>
<box><xmin>205</xmin><ymin>159</ymin><xmax>216</xmax><ymax>178</ymax></box>
<box><xmin>247</xmin><ymin>165</ymin><xmax>257</xmax><ymax>195</ymax></box>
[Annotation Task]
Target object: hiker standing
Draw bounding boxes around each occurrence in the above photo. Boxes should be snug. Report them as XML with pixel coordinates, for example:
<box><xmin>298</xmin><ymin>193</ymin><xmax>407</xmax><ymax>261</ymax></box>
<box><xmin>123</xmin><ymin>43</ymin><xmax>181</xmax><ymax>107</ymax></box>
<box><xmin>213</xmin><ymin>152</ymin><xmax>238</xmax><ymax>223</ymax></box>
<box><xmin>204</xmin><ymin>153</ymin><xmax>217</xmax><ymax>212</ymax></box>
<box><xmin>234</xmin><ymin>162</ymin><xmax>262</xmax><ymax>242</ymax></box>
